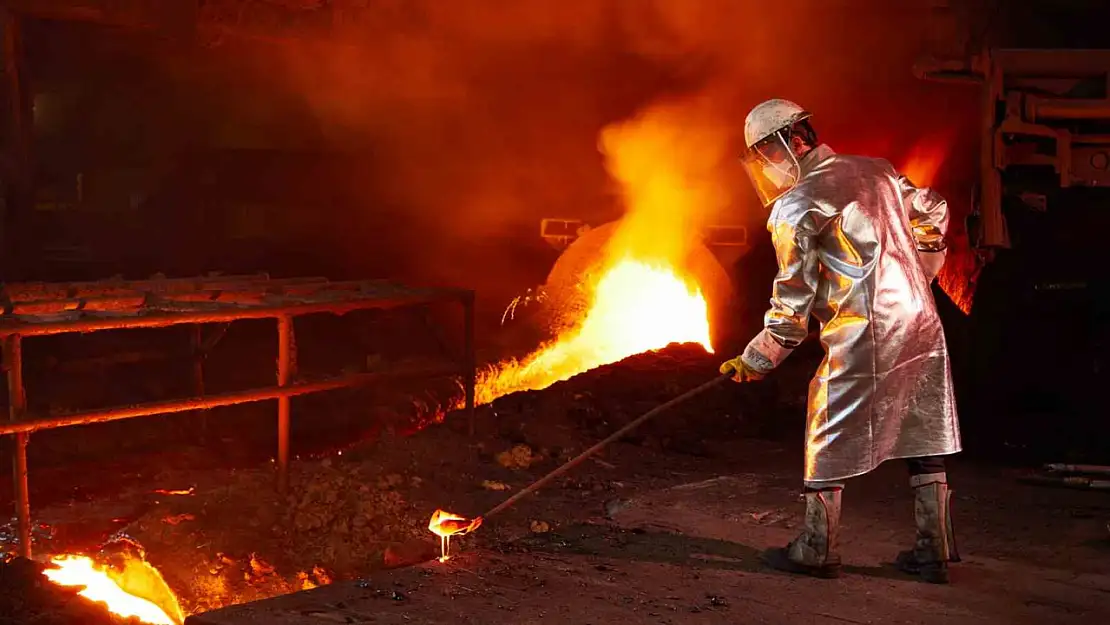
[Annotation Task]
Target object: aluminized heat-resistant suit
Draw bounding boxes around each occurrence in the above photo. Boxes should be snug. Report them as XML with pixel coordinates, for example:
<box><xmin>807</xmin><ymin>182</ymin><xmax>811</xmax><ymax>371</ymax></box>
<box><xmin>750</xmin><ymin>144</ymin><xmax>961</xmax><ymax>483</ymax></box>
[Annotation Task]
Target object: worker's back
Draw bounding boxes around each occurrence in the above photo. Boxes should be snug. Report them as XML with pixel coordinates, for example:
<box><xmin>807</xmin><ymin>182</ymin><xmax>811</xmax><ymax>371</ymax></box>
<box><xmin>769</xmin><ymin>145</ymin><xmax>956</xmax><ymax>479</ymax></box>
<box><xmin>774</xmin><ymin>149</ymin><xmax>944</xmax><ymax>368</ymax></box>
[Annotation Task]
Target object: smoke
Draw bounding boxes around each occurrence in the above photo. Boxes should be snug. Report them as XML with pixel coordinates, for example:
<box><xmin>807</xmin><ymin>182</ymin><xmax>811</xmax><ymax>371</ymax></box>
<box><xmin>599</xmin><ymin>91</ymin><xmax>740</xmax><ymax>265</ymax></box>
<box><xmin>242</xmin><ymin>0</ymin><xmax>978</xmax><ymax>312</ymax></box>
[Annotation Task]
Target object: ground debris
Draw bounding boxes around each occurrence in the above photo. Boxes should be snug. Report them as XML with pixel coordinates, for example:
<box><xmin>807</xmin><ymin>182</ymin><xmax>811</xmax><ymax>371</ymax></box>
<box><xmin>98</xmin><ymin>345</ymin><xmax>786</xmax><ymax>615</ymax></box>
<box><xmin>161</xmin><ymin>514</ymin><xmax>195</xmax><ymax>526</ymax></box>
<box><xmin>496</xmin><ymin>444</ymin><xmax>542</xmax><ymax>470</ymax></box>
<box><xmin>121</xmin><ymin>458</ymin><xmax>428</xmax><ymax>614</ymax></box>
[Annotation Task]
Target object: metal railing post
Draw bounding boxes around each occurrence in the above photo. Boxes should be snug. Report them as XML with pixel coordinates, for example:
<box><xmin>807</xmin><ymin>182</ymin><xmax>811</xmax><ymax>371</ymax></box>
<box><xmin>5</xmin><ymin>334</ymin><xmax>31</xmax><ymax>558</ymax></box>
<box><xmin>276</xmin><ymin>315</ymin><xmax>294</xmax><ymax>495</ymax></box>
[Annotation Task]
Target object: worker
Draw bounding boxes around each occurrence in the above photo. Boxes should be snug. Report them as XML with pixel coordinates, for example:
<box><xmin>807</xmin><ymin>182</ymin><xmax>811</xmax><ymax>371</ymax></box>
<box><xmin>721</xmin><ymin>99</ymin><xmax>961</xmax><ymax>583</ymax></box>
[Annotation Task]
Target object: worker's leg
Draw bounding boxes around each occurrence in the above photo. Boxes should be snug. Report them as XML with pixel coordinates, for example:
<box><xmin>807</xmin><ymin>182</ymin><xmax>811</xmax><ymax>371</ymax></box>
<box><xmin>897</xmin><ymin>455</ymin><xmax>960</xmax><ymax>584</ymax></box>
<box><xmin>763</xmin><ymin>479</ymin><xmax>843</xmax><ymax>578</ymax></box>
<box><xmin>905</xmin><ymin>455</ymin><xmax>946</xmax><ymax>476</ymax></box>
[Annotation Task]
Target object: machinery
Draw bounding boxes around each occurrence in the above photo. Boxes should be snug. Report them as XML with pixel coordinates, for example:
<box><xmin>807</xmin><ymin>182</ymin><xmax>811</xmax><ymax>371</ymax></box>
<box><xmin>916</xmin><ymin>44</ymin><xmax>1110</xmax><ymax>461</ymax></box>
<box><xmin>915</xmin><ymin>48</ymin><xmax>1110</xmax><ymax>253</ymax></box>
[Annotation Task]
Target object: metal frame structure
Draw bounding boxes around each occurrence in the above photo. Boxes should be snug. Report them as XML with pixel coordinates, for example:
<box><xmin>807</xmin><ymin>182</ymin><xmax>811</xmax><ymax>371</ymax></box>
<box><xmin>916</xmin><ymin>48</ymin><xmax>1110</xmax><ymax>250</ymax></box>
<box><xmin>0</xmin><ymin>273</ymin><xmax>476</xmax><ymax>558</ymax></box>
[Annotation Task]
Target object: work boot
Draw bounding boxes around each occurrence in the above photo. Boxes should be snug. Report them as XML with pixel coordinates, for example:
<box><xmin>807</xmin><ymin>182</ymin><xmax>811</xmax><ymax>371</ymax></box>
<box><xmin>762</xmin><ymin>488</ymin><xmax>842</xmax><ymax>579</ymax></box>
<box><xmin>896</xmin><ymin>473</ymin><xmax>960</xmax><ymax>584</ymax></box>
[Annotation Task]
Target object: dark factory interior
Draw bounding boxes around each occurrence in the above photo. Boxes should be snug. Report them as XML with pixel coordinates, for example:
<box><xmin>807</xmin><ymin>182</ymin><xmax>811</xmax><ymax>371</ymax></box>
<box><xmin>0</xmin><ymin>2</ymin><xmax>1108</xmax><ymax>624</ymax></box>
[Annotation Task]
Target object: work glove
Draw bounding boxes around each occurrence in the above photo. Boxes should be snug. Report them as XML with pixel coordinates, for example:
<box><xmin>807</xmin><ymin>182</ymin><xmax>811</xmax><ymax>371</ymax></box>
<box><xmin>721</xmin><ymin>328</ymin><xmax>797</xmax><ymax>383</ymax></box>
<box><xmin>918</xmin><ymin>249</ymin><xmax>946</xmax><ymax>283</ymax></box>
<box><xmin>719</xmin><ymin>356</ymin><xmax>765</xmax><ymax>383</ymax></box>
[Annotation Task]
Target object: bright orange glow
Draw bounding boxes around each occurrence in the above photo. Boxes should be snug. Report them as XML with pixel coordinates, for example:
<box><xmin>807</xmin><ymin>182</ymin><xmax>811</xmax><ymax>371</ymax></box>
<box><xmin>152</xmin><ymin>487</ymin><xmax>194</xmax><ymax>496</ymax></box>
<box><xmin>428</xmin><ymin>509</ymin><xmax>482</xmax><ymax>561</ymax></box>
<box><xmin>474</xmin><ymin>259</ymin><xmax>711</xmax><ymax>404</ymax></box>
<box><xmin>472</xmin><ymin>101</ymin><xmax>720</xmax><ymax>406</ymax></box>
<box><xmin>901</xmin><ymin>138</ymin><xmax>949</xmax><ymax>193</ymax></box>
<box><xmin>900</xmin><ymin>136</ymin><xmax>976</xmax><ymax>314</ymax></box>
<box><xmin>43</xmin><ymin>555</ymin><xmax>183</xmax><ymax>625</ymax></box>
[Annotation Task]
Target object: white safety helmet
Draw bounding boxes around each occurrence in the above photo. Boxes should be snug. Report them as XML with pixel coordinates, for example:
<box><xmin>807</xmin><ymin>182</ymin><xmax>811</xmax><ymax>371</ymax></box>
<box><xmin>740</xmin><ymin>99</ymin><xmax>813</xmax><ymax>207</ymax></box>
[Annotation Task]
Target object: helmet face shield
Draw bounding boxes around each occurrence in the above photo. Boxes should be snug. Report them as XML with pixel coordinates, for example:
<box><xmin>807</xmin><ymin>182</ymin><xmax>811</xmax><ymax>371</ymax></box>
<box><xmin>740</xmin><ymin>131</ymin><xmax>801</xmax><ymax>207</ymax></box>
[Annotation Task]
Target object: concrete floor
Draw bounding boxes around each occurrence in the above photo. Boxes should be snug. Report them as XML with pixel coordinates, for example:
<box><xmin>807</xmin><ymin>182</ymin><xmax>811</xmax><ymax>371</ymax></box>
<box><xmin>189</xmin><ymin>449</ymin><xmax>1110</xmax><ymax>625</ymax></box>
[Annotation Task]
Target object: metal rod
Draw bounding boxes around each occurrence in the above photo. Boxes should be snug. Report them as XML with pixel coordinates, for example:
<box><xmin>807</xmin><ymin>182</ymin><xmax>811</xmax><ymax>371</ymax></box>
<box><xmin>5</xmin><ymin>335</ymin><xmax>31</xmax><ymax>558</ymax></box>
<box><xmin>0</xmin><ymin>367</ymin><xmax>458</xmax><ymax>436</ymax></box>
<box><xmin>0</xmin><ymin>290</ymin><xmax>471</xmax><ymax>338</ymax></box>
<box><xmin>463</xmin><ymin>292</ymin><xmax>476</xmax><ymax>436</ymax></box>
<box><xmin>1044</xmin><ymin>463</ymin><xmax>1110</xmax><ymax>476</ymax></box>
<box><xmin>1020</xmin><ymin>474</ymin><xmax>1110</xmax><ymax>490</ymax></box>
<box><xmin>277</xmin><ymin>315</ymin><xmax>293</xmax><ymax>495</ymax></box>
<box><xmin>480</xmin><ymin>374</ymin><xmax>730</xmax><ymax>521</ymax></box>
<box><xmin>1030</xmin><ymin>98</ymin><xmax>1110</xmax><ymax>121</ymax></box>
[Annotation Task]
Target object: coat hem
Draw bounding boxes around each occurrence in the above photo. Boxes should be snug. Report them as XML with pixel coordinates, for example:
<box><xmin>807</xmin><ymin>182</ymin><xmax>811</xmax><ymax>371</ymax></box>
<box><xmin>805</xmin><ymin>447</ymin><xmax>962</xmax><ymax>483</ymax></box>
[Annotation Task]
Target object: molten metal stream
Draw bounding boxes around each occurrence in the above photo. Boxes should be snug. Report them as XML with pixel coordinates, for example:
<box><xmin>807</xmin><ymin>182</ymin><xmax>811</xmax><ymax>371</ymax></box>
<box><xmin>428</xmin><ymin>510</ymin><xmax>483</xmax><ymax>561</ymax></box>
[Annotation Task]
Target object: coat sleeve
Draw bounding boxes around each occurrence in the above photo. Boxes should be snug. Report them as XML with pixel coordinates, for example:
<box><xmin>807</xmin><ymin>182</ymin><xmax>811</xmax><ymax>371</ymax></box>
<box><xmin>741</xmin><ymin>211</ymin><xmax>820</xmax><ymax>374</ymax></box>
<box><xmin>897</xmin><ymin>175</ymin><xmax>949</xmax><ymax>252</ymax></box>
<box><xmin>764</xmin><ymin>212</ymin><xmax>820</xmax><ymax>349</ymax></box>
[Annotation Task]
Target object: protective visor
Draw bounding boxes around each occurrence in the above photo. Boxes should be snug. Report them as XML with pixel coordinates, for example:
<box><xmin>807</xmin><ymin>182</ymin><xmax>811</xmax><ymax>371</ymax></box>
<box><xmin>740</xmin><ymin>131</ymin><xmax>802</xmax><ymax>207</ymax></box>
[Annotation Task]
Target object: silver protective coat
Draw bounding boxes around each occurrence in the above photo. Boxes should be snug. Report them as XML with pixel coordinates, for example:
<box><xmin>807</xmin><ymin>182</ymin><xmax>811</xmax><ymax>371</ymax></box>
<box><xmin>761</xmin><ymin>144</ymin><xmax>961</xmax><ymax>482</ymax></box>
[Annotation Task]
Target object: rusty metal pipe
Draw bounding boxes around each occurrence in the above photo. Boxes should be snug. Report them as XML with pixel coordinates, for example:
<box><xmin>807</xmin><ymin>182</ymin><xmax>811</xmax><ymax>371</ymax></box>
<box><xmin>277</xmin><ymin>315</ymin><xmax>294</xmax><ymax>495</ymax></box>
<box><xmin>11</xmin><ymin>433</ymin><xmax>29</xmax><ymax>556</ymax></box>
<box><xmin>1030</xmin><ymin>98</ymin><xmax>1110</xmax><ymax>121</ymax></box>
<box><xmin>0</xmin><ymin>291</ymin><xmax>471</xmax><ymax>338</ymax></box>
<box><xmin>1044</xmin><ymin>463</ymin><xmax>1110</xmax><ymax>476</ymax></box>
<box><xmin>5</xmin><ymin>335</ymin><xmax>31</xmax><ymax>558</ymax></box>
<box><xmin>480</xmin><ymin>374</ymin><xmax>731</xmax><ymax>521</ymax></box>
<box><xmin>0</xmin><ymin>368</ymin><xmax>459</xmax><ymax>437</ymax></box>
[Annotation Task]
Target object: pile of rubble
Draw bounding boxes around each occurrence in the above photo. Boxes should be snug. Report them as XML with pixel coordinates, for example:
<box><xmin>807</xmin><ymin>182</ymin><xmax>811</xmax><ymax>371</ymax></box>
<box><xmin>110</xmin><ymin>343</ymin><xmax>810</xmax><ymax>613</ymax></box>
<box><xmin>118</xmin><ymin>460</ymin><xmax>432</xmax><ymax>613</ymax></box>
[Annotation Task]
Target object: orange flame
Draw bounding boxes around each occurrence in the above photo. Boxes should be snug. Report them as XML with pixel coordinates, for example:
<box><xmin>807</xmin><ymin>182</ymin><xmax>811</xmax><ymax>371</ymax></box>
<box><xmin>427</xmin><ymin>509</ymin><xmax>482</xmax><ymax>561</ymax></box>
<box><xmin>472</xmin><ymin>100</ymin><xmax>721</xmax><ymax>406</ymax></box>
<box><xmin>43</xmin><ymin>555</ymin><xmax>184</xmax><ymax>624</ymax></box>
<box><xmin>474</xmin><ymin>260</ymin><xmax>711</xmax><ymax>404</ymax></box>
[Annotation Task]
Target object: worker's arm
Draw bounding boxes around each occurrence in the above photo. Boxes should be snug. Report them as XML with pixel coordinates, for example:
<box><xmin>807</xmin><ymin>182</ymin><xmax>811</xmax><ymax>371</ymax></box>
<box><xmin>722</xmin><ymin>207</ymin><xmax>819</xmax><ymax>381</ymax></box>
<box><xmin>897</xmin><ymin>175</ymin><xmax>948</xmax><ymax>281</ymax></box>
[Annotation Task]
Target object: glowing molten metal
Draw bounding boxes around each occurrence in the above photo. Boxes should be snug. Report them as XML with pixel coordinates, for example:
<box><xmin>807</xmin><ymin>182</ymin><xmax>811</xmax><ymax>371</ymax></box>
<box><xmin>43</xmin><ymin>555</ymin><xmax>183</xmax><ymax>624</ymax></box>
<box><xmin>427</xmin><ymin>509</ymin><xmax>482</xmax><ymax>561</ymax></box>
<box><xmin>475</xmin><ymin>259</ymin><xmax>712</xmax><ymax>405</ymax></box>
